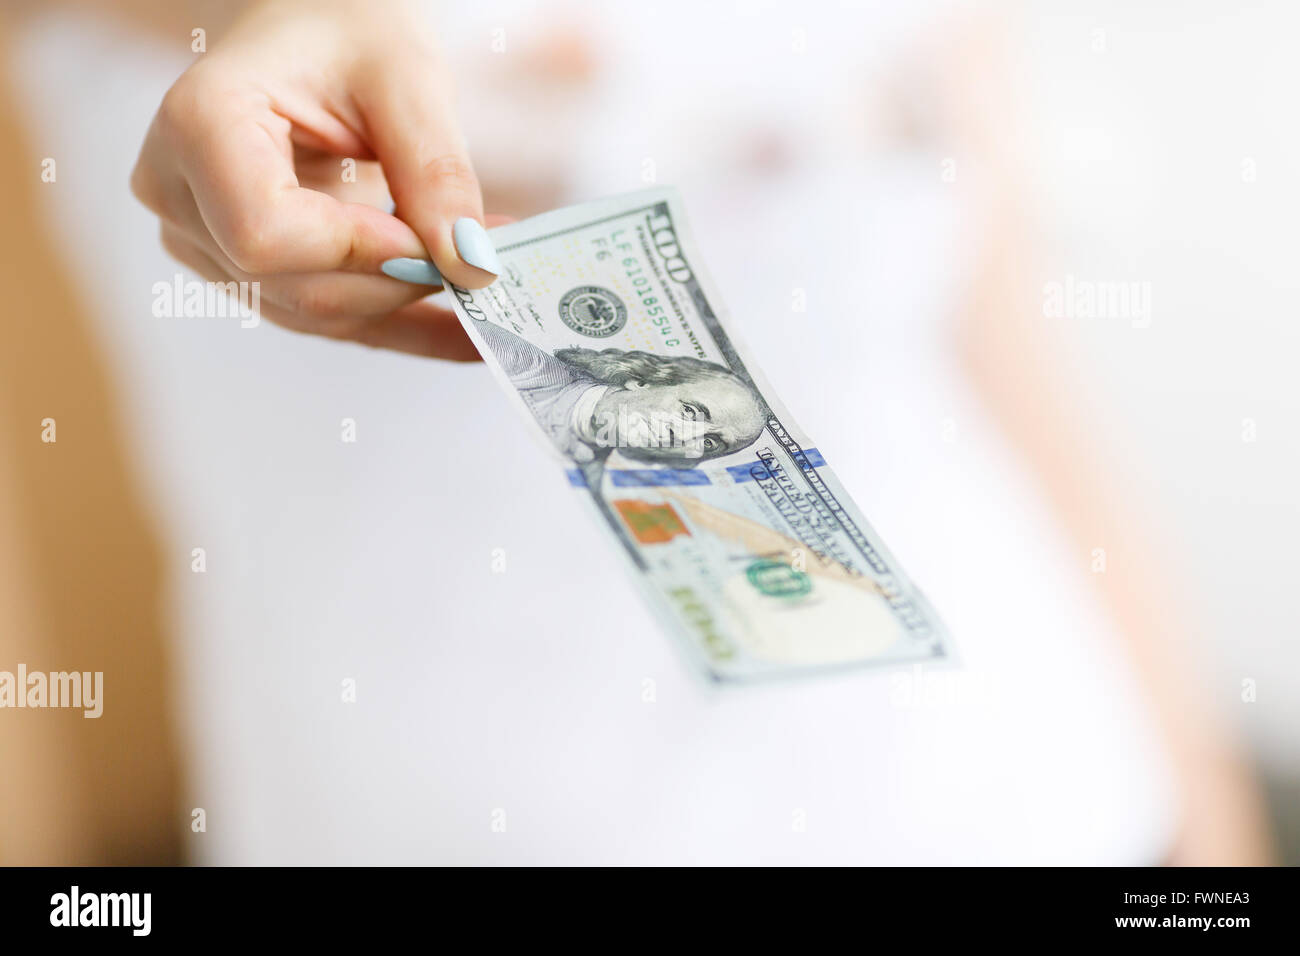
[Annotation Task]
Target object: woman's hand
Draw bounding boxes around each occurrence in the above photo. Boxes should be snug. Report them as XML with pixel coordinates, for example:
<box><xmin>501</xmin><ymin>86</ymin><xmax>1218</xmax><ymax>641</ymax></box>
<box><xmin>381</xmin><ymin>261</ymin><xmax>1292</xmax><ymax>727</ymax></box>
<box><xmin>131</xmin><ymin>0</ymin><xmax>499</xmax><ymax>359</ymax></box>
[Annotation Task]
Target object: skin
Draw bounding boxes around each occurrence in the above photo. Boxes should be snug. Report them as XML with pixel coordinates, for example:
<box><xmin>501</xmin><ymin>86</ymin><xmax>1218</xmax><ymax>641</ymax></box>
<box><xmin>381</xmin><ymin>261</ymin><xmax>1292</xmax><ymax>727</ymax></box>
<box><xmin>591</xmin><ymin>376</ymin><xmax>766</xmax><ymax>464</ymax></box>
<box><xmin>127</xmin><ymin>0</ymin><xmax>501</xmax><ymax>359</ymax></box>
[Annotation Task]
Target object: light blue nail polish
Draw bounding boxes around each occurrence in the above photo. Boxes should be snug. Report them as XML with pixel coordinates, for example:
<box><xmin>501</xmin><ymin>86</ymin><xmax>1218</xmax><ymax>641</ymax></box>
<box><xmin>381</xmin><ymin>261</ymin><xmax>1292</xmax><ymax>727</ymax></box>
<box><xmin>380</xmin><ymin>258</ymin><xmax>443</xmax><ymax>285</ymax></box>
<box><xmin>453</xmin><ymin>217</ymin><xmax>502</xmax><ymax>277</ymax></box>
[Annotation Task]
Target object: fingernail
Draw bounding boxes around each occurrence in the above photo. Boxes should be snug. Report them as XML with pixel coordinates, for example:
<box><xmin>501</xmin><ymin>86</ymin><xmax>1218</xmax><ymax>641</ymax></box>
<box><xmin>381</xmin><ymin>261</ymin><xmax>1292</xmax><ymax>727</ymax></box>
<box><xmin>381</xmin><ymin>258</ymin><xmax>443</xmax><ymax>285</ymax></box>
<box><xmin>453</xmin><ymin>217</ymin><xmax>502</xmax><ymax>277</ymax></box>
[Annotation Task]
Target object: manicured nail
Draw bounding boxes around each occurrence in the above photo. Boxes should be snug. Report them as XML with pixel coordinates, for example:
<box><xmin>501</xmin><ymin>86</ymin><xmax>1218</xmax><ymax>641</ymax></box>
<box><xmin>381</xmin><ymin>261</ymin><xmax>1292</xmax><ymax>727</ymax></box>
<box><xmin>453</xmin><ymin>217</ymin><xmax>502</xmax><ymax>277</ymax></box>
<box><xmin>381</xmin><ymin>258</ymin><xmax>443</xmax><ymax>285</ymax></box>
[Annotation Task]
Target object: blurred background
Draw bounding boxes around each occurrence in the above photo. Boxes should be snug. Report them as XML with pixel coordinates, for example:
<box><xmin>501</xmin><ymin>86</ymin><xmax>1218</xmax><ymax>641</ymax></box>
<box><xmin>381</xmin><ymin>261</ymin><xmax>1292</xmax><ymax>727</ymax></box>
<box><xmin>1</xmin><ymin>0</ymin><xmax>1295</xmax><ymax>864</ymax></box>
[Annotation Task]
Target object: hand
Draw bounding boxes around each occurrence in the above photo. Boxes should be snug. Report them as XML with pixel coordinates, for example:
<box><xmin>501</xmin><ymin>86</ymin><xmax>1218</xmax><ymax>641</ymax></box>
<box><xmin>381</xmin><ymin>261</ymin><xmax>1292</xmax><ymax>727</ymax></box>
<box><xmin>131</xmin><ymin>0</ymin><xmax>500</xmax><ymax>360</ymax></box>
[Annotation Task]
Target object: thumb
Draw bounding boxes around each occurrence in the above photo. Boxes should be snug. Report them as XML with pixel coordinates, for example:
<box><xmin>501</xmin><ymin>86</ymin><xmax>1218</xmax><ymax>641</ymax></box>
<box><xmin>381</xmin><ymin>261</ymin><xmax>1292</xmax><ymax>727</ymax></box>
<box><xmin>356</xmin><ymin>51</ymin><xmax>501</xmax><ymax>289</ymax></box>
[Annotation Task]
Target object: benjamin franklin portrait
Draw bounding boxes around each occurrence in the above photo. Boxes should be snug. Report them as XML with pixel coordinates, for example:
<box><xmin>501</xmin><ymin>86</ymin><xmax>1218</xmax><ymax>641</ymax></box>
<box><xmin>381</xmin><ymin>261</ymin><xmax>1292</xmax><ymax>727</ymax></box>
<box><xmin>473</xmin><ymin>320</ymin><xmax>765</xmax><ymax>468</ymax></box>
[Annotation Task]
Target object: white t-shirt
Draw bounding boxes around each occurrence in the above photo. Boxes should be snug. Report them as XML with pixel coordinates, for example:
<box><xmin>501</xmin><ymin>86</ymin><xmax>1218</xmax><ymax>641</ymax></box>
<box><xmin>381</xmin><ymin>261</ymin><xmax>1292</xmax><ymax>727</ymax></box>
<box><xmin>11</xmin><ymin>1</ymin><xmax>1175</xmax><ymax>863</ymax></box>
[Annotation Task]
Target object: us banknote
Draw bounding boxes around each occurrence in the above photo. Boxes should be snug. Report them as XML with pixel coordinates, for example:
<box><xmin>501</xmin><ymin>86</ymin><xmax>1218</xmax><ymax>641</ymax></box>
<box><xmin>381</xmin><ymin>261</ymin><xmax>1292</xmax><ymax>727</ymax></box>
<box><xmin>446</xmin><ymin>188</ymin><xmax>952</xmax><ymax>681</ymax></box>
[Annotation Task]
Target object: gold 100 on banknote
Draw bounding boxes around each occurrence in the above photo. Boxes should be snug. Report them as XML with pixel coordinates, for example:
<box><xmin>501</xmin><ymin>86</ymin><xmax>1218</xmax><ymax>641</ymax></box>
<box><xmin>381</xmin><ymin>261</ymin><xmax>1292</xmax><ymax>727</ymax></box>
<box><xmin>447</xmin><ymin>188</ymin><xmax>953</xmax><ymax>682</ymax></box>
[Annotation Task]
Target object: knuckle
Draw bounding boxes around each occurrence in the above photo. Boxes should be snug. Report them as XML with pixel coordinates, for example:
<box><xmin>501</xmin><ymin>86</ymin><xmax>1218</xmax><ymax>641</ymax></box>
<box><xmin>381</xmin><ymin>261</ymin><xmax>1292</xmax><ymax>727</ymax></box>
<box><xmin>222</xmin><ymin>222</ymin><xmax>277</xmax><ymax>274</ymax></box>
<box><xmin>156</xmin><ymin>74</ymin><xmax>205</xmax><ymax>139</ymax></box>
<box><xmin>337</xmin><ymin>229</ymin><xmax>362</xmax><ymax>273</ymax></box>
<box><xmin>420</xmin><ymin>152</ymin><xmax>479</xmax><ymax>194</ymax></box>
<box><xmin>129</xmin><ymin>161</ymin><xmax>164</xmax><ymax>213</ymax></box>
<box><xmin>155</xmin><ymin>65</ymin><xmax>232</xmax><ymax>152</ymax></box>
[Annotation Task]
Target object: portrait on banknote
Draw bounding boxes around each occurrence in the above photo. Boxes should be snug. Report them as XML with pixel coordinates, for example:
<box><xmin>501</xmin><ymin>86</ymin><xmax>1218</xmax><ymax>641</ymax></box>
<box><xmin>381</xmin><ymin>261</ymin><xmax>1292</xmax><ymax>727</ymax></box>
<box><xmin>472</xmin><ymin>317</ymin><xmax>766</xmax><ymax>468</ymax></box>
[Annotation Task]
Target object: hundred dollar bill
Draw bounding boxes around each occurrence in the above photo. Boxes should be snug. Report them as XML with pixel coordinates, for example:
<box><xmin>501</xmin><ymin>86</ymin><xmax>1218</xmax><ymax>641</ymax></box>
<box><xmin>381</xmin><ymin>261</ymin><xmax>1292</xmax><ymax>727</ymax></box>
<box><xmin>446</xmin><ymin>188</ymin><xmax>952</xmax><ymax>681</ymax></box>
